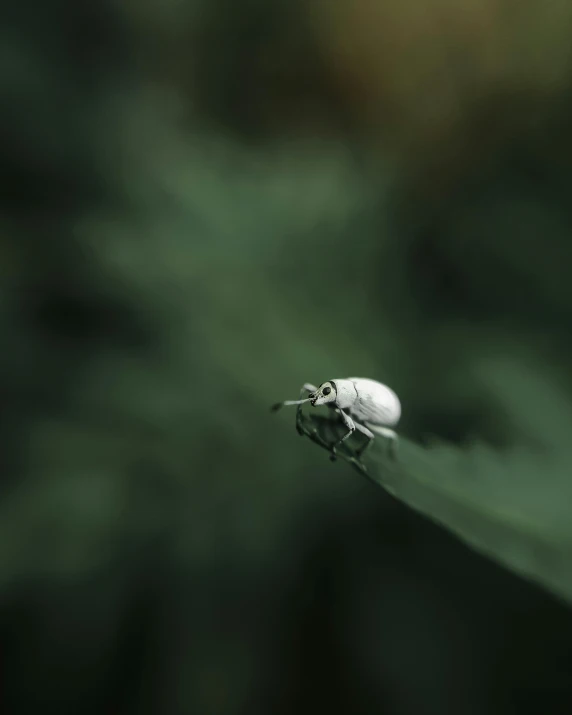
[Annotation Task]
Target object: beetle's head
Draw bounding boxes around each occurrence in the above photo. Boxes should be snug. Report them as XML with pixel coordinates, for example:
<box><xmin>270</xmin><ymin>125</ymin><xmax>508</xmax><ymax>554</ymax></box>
<box><xmin>309</xmin><ymin>381</ymin><xmax>337</xmax><ymax>407</ymax></box>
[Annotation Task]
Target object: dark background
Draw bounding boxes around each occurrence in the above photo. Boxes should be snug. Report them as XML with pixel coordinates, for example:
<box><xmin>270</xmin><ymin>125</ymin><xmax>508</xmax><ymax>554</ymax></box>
<box><xmin>2</xmin><ymin>1</ymin><xmax>572</xmax><ymax>713</ymax></box>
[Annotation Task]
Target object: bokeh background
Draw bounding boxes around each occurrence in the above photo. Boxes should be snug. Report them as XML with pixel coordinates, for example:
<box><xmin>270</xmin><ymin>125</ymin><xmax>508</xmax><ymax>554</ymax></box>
<box><xmin>3</xmin><ymin>0</ymin><xmax>572</xmax><ymax>713</ymax></box>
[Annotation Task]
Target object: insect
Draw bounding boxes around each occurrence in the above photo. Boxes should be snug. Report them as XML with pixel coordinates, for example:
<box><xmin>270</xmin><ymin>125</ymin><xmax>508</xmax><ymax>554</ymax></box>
<box><xmin>271</xmin><ymin>378</ymin><xmax>401</xmax><ymax>461</ymax></box>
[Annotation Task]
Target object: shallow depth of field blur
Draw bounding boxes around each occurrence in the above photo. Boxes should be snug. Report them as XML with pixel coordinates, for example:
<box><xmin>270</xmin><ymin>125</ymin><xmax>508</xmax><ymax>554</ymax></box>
<box><xmin>3</xmin><ymin>1</ymin><xmax>572</xmax><ymax>713</ymax></box>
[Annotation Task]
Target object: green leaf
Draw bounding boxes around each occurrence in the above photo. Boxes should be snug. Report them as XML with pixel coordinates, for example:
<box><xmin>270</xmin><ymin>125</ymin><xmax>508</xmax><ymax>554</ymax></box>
<box><xmin>297</xmin><ymin>398</ymin><xmax>572</xmax><ymax>606</ymax></box>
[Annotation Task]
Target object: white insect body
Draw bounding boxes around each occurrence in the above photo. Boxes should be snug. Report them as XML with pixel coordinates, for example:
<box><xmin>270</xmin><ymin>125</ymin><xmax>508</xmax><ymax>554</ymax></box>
<box><xmin>272</xmin><ymin>377</ymin><xmax>401</xmax><ymax>459</ymax></box>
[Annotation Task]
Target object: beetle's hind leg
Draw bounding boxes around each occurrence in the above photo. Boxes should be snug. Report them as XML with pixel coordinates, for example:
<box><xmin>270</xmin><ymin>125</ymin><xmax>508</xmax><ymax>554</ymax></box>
<box><xmin>371</xmin><ymin>425</ymin><xmax>399</xmax><ymax>459</ymax></box>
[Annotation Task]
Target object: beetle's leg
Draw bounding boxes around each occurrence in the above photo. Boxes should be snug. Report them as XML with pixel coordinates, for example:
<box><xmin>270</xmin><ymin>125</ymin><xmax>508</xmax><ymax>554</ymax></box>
<box><xmin>353</xmin><ymin>421</ymin><xmax>375</xmax><ymax>458</ymax></box>
<box><xmin>271</xmin><ymin>384</ymin><xmax>318</xmax><ymax>435</ymax></box>
<box><xmin>330</xmin><ymin>409</ymin><xmax>355</xmax><ymax>461</ymax></box>
<box><xmin>337</xmin><ymin>410</ymin><xmax>356</xmax><ymax>442</ymax></box>
<box><xmin>270</xmin><ymin>384</ymin><xmax>319</xmax><ymax>436</ymax></box>
<box><xmin>295</xmin><ymin>384</ymin><xmax>318</xmax><ymax>435</ymax></box>
<box><xmin>298</xmin><ymin>383</ymin><xmax>318</xmax><ymax>398</ymax></box>
<box><xmin>271</xmin><ymin>383</ymin><xmax>317</xmax><ymax>411</ymax></box>
<box><xmin>372</xmin><ymin>426</ymin><xmax>399</xmax><ymax>459</ymax></box>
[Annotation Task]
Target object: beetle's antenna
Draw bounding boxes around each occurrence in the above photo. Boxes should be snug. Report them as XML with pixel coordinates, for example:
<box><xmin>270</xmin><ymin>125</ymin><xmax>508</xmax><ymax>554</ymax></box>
<box><xmin>270</xmin><ymin>397</ymin><xmax>312</xmax><ymax>412</ymax></box>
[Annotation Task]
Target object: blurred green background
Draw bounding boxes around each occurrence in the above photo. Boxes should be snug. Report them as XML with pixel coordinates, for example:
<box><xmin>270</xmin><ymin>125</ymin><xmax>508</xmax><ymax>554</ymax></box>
<box><xmin>3</xmin><ymin>0</ymin><xmax>572</xmax><ymax>713</ymax></box>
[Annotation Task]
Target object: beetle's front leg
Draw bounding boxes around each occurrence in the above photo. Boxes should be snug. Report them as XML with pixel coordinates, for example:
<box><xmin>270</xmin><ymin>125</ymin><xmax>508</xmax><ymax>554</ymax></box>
<box><xmin>296</xmin><ymin>383</ymin><xmax>318</xmax><ymax>435</ymax></box>
<box><xmin>330</xmin><ymin>409</ymin><xmax>355</xmax><ymax>461</ymax></box>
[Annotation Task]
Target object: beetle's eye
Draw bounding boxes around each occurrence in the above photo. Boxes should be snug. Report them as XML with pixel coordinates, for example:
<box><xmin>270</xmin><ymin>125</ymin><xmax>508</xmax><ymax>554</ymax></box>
<box><xmin>322</xmin><ymin>386</ymin><xmax>331</xmax><ymax>396</ymax></box>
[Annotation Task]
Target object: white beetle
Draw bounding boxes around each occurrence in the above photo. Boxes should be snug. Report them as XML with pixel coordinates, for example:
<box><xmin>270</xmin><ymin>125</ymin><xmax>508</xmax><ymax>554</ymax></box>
<box><xmin>272</xmin><ymin>378</ymin><xmax>401</xmax><ymax>459</ymax></box>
